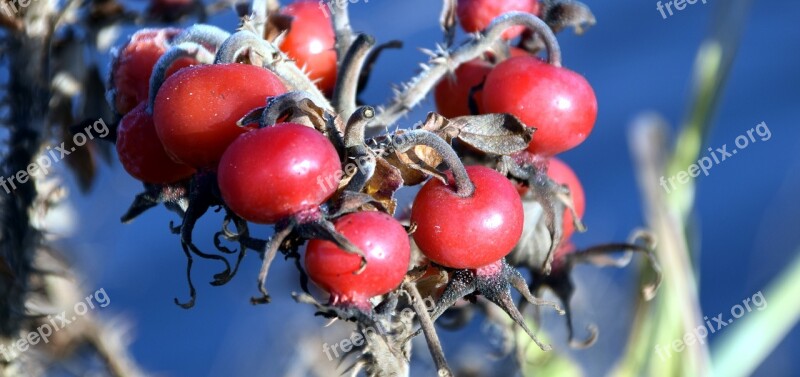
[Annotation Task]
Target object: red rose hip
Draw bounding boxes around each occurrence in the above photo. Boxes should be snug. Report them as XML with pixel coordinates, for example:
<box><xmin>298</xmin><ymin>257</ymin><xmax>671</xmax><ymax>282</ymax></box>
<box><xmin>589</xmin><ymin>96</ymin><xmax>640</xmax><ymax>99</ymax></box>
<box><xmin>411</xmin><ymin>165</ymin><xmax>524</xmax><ymax>269</ymax></box>
<box><xmin>483</xmin><ymin>56</ymin><xmax>597</xmax><ymax>156</ymax></box>
<box><xmin>457</xmin><ymin>0</ymin><xmax>537</xmax><ymax>40</ymax></box>
<box><xmin>116</xmin><ymin>102</ymin><xmax>195</xmax><ymax>184</ymax></box>
<box><xmin>305</xmin><ymin>211</ymin><xmax>411</xmax><ymax>309</ymax></box>
<box><xmin>153</xmin><ymin>63</ymin><xmax>287</xmax><ymax>168</ymax></box>
<box><xmin>278</xmin><ymin>1</ymin><xmax>337</xmax><ymax>93</ymax></box>
<box><xmin>217</xmin><ymin>123</ymin><xmax>341</xmax><ymax>224</ymax></box>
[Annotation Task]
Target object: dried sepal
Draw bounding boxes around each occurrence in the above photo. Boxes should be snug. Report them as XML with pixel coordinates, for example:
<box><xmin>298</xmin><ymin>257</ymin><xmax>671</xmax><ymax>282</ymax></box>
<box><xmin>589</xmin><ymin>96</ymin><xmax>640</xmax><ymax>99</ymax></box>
<box><xmin>542</xmin><ymin>0</ymin><xmax>597</xmax><ymax>34</ymax></box>
<box><xmin>362</xmin><ymin>157</ymin><xmax>403</xmax><ymax>215</ymax></box>
<box><xmin>449</xmin><ymin>113</ymin><xmax>533</xmax><ymax>155</ymax></box>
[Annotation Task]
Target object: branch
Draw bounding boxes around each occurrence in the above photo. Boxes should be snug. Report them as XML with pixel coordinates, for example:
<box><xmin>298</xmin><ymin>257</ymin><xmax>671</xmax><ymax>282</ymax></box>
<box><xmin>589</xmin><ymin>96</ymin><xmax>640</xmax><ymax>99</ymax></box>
<box><xmin>372</xmin><ymin>12</ymin><xmax>560</xmax><ymax>129</ymax></box>
<box><xmin>333</xmin><ymin>33</ymin><xmax>375</xmax><ymax>119</ymax></box>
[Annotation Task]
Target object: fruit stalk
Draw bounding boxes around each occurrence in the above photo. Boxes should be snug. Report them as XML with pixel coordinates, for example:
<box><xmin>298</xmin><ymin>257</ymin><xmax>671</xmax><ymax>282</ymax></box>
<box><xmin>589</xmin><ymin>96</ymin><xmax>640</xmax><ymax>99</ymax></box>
<box><xmin>214</xmin><ymin>30</ymin><xmax>331</xmax><ymax>109</ymax></box>
<box><xmin>392</xmin><ymin>130</ymin><xmax>475</xmax><ymax>197</ymax></box>
<box><xmin>333</xmin><ymin>33</ymin><xmax>375</xmax><ymax>119</ymax></box>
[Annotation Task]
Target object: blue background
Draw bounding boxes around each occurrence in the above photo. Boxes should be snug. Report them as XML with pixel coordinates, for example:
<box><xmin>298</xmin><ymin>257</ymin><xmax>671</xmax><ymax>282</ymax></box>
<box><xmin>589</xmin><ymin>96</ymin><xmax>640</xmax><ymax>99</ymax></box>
<box><xmin>53</xmin><ymin>0</ymin><xmax>800</xmax><ymax>375</ymax></box>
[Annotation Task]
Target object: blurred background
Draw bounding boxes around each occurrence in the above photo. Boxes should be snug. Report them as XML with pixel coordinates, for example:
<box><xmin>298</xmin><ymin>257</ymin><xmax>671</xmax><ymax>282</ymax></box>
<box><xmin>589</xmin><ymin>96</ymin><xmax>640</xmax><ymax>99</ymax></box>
<box><xmin>10</xmin><ymin>0</ymin><xmax>799</xmax><ymax>375</ymax></box>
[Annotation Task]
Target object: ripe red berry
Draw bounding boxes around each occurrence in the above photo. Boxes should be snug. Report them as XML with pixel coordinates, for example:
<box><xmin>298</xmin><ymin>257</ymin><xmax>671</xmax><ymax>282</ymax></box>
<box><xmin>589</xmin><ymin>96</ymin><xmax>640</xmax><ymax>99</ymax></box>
<box><xmin>434</xmin><ymin>48</ymin><xmax>529</xmax><ymax>118</ymax></box>
<box><xmin>305</xmin><ymin>211</ymin><xmax>411</xmax><ymax>309</ymax></box>
<box><xmin>434</xmin><ymin>59</ymin><xmax>492</xmax><ymax>118</ymax></box>
<box><xmin>411</xmin><ymin>165</ymin><xmax>524</xmax><ymax>269</ymax></box>
<box><xmin>217</xmin><ymin>123</ymin><xmax>341</xmax><ymax>224</ymax></box>
<box><xmin>483</xmin><ymin>56</ymin><xmax>597</xmax><ymax>156</ymax></box>
<box><xmin>278</xmin><ymin>1</ymin><xmax>337</xmax><ymax>93</ymax></box>
<box><xmin>116</xmin><ymin>102</ymin><xmax>195</xmax><ymax>184</ymax></box>
<box><xmin>456</xmin><ymin>0</ymin><xmax>537</xmax><ymax>39</ymax></box>
<box><xmin>547</xmin><ymin>158</ymin><xmax>585</xmax><ymax>240</ymax></box>
<box><xmin>153</xmin><ymin>63</ymin><xmax>287</xmax><ymax>169</ymax></box>
<box><xmin>110</xmin><ymin>28</ymin><xmax>196</xmax><ymax>115</ymax></box>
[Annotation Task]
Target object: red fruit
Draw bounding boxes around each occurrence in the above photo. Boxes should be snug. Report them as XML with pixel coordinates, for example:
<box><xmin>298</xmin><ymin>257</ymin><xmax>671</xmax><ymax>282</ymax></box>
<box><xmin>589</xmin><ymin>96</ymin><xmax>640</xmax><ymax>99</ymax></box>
<box><xmin>279</xmin><ymin>1</ymin><xmax>337</xmax><ymax>93</ymax></box>
<box><xmin>411</xmin><ymin>165</ymin><xmax>524</xmax><ymax>269</ymax></box>
<box><xmin>483</xmin><ymin>56</ymin><xmax>597</xmax><ymax>156</ymax></box>
<box><xmin>531</xmin><ymin>0</ymin><xmax>541</xmax><ymax>16</ymax></box>
<box><xmin>305</xmin><ymin>211</ymin><xmax>411</xmax><ymax>309</ymax></box>
<box><xmin>457</xmin><ymin>0</ymin><xmax>537</xmax><ymax>39</ymax></box>
<box><xmin>434</xmin><ymin>48</ymin><xmax>530</xmax><ymax>118</ymax></box>
<box><xmin>547</xmin><ymin>158</ymin><xmax>585</xmax><ymax>240</ymax></box>
<box><xmin>116</xmin><ymin>102</ymin><xmax>195</xmax><ymax>184</ymax></box>
<box><xmin>153</xmin><ymin>64</ymin><xmax>287</xmax><ymax>169</ymax></box>
<box><xmin>217</xmin><ymin>123</ymin><xmax>341</xmax><ymax>224</ymax></box>
<box><xmin>434</xmin><ymin>59</ymin><xmax>492</xmax><ymax>118</ymax></box>
<box><xmin>110</xmin><ymin>28</ymin><xmax>195</xmax><ymax>115</ymax></box>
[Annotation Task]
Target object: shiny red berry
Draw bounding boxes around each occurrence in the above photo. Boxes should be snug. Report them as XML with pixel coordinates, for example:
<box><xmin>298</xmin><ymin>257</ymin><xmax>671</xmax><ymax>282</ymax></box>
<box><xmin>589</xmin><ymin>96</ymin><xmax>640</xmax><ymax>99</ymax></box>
<box><xmin>457</xmin><ymin>0</ymin><xmax>537</xmax><ymax>39</ymax></box>
<box><xmin>153</xmin><ymin>63</ymin><xmax>287</xmax><ymax>169</ymax></box>
<box><xmin>110</xmin><ymin>28</ymin><xmax>195</xmax><ymax>115</ymax></box>
<box><xmin>483</xmin><ymin>56</ymin><xmax>597</xmax><ymax>156</ymax></box>
<box><xmin>411</xmin><ymin>165</ymin><xmax>524</xmax><ymax>269</ymax></box>
<box><xmin>434</xmin><ymin>48</ymin><xmax>529</xmax><ymax>118</ymax></box>
<box><xmin>279</xmin><ymin>1</ymin><xmax>337</xmax><ymax>93</ymax></box>
<box><xmin>305</xmin><ymin>211</ymin><xmax>411</xmax><ymax>309</ymax></box>
<box><xmin>116</xmin><ymin>102</ymin><xmax>195</xmax><ymax>184</ymax></box>
<box><xmin>217</xmin><ymin>123</ymin><xmax>341</xmax><ymax>224</ymax></box>
<box><xmin>434</xmin><ymin>59</ymin><xmax>492</xmax><ymax>118</ymax></box>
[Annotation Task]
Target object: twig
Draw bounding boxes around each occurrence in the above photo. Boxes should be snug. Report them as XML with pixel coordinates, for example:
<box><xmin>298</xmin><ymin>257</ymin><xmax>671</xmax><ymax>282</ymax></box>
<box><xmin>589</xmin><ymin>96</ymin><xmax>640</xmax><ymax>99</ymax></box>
<box><xmin>372</xmin><ymin>12</ymin><xmax>560</xmax><ymax>129</ymax></box>
<box><xmin>402</xmin><ymin>281</ymin><xmax>453</xmax><ymax>377</ymax></box>
<box><xmin>333</xmin><ymin>34</ymin><xmax>375</xmax><ymax>119</ymax></box>
<box><xmin>329</xmin><ymin>0</ymin><xmax>353</xmax><ymax>64</ymax></box>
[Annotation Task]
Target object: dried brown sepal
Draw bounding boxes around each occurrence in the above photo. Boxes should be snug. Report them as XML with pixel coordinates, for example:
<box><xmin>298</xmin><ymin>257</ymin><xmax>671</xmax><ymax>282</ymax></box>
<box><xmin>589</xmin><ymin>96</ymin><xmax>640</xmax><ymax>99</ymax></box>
<box><xmin>542</xmin><ymin>0</ymin><xmax>597</xmax><ymax>35</ymax></box>
<box><xmin>448</xmin><ymin>113</ymin><xmax>533</xmax><ymax>155</ymax></box>
<box><xmin>385</xmin><ymin>142</ymin><xmax>446</xmax><ymax>186</ymax></box>
<box><xmin>362</xmin><ymin>157</ymin><xmax>403</xmax><ymax>215</ymax></box>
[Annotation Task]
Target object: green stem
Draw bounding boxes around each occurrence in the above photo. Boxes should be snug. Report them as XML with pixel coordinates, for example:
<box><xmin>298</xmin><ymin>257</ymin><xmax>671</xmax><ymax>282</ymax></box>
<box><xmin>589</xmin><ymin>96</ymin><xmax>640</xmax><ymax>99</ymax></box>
<box><xmin>710</xmin><ymin>250</ymin><xmax>800</xmax><ymax>377</ymax></box>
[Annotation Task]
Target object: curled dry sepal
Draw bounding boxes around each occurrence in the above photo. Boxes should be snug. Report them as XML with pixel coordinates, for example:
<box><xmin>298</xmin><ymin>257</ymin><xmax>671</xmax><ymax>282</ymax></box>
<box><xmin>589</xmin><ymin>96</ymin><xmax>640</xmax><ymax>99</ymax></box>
<box><xmin>104</xmin><ymin>1</ymin><xmax>662</xmax><ymax>375</ymax></box>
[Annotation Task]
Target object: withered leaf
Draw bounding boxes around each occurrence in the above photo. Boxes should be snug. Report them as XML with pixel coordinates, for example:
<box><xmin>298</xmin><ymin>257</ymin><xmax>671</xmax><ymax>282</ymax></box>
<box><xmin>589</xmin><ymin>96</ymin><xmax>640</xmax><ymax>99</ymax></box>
<box><xmin>543</xmin><ymin>0</ymin><xmax>597</xmax><ymax>35</ymax></box>
<box><xmin>364</xmin><ymin>157</ymin><xmax>404</xmax><ymax>215</ymax></box>
<box><xmin>449</xmin><ymin>113</ymin><xmax>533</xmax><ymax>155</ymax></box>
<box><xmin>384</xmin><ymin>135</ymin><xmax>446</xmax><ymax>186</ymax></box>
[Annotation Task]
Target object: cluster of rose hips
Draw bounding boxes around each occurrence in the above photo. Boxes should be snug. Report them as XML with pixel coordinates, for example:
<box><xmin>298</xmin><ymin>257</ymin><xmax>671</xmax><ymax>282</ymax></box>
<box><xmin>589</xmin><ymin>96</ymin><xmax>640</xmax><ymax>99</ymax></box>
<box><xmin>108</xmin><ymin>0</ymin><xmax>659</xmax><ymax>371</ymax></box>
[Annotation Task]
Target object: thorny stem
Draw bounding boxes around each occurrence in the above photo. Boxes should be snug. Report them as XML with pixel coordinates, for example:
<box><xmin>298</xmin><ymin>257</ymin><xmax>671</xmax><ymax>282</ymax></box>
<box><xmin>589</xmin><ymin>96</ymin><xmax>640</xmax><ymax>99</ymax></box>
<box><xmin>392</xmin><ymin>130</ymin><xmax>475</xmax><ymax>197</ymax></box>
<box><xmin>402</xmin><ymin>281</ymin><xmax>453</xmax><ymax>377</ymax></box>
<box><xmin>333</xmin><ymin>34</ymin><xmax>375</xmax><ymax>120</ymax></box>
<box><xmin>249</xmin><ymin>0</ymin><xmax>269</xmax><ymax>38</ymax></box>
<box><xmin>373</xmin><ymin>12</ymin><xmax>561</xmax><ymax>128</ymax></box>
<box><xmin>214</xmin><ymin>30</ymin><xmax>331</xmax><ymax>109</ymax></box>
<box><xmin>328</xmin><ymin>0</ymin><xmax>353</xmax><ymax>64</ymax></box>
<box><xmin>343</xmin><ymin>107</ymin><xmax>377</xmax><ymax>192</ymax></box>
<box><xmin>247</xmin><ymin>90</ymin><xmax>326</xmax><ymax>128</ymax></box>
<box><xmin>147</xmin><ymin>42</ymin><xmax>215</xmax><ymax>114</ymax></box>
<box><xmin>172</xmin><ymin>24</ymin><xmax>231</xmax><ymax>49</ymax></box>
<box><xmin>344</xmin><ymin>106</ymin><xmax>375</xmax><ymax>148</ymax></box>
